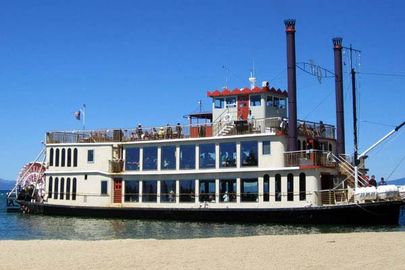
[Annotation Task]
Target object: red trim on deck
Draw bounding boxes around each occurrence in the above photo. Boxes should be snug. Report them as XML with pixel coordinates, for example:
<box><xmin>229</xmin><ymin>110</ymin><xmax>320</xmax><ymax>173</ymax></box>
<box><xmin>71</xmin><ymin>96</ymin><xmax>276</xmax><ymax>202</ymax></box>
<box><xmin>299</xmin><ymin>165</ymin><xmax>321</xmax><ymax>170</ymax></box>
<box><xmin>207</xmin><ymin>86</ymin><xmax>288</xmax><ymax>98</ymax></box>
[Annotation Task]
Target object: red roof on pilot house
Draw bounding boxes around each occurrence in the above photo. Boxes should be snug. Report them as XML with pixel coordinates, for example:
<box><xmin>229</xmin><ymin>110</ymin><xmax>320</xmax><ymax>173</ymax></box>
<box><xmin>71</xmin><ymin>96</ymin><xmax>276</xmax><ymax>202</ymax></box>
<box><xmin>207</xmin><ymin>86</ymin><xmax>288</xmax><ymax>98</ymax></box>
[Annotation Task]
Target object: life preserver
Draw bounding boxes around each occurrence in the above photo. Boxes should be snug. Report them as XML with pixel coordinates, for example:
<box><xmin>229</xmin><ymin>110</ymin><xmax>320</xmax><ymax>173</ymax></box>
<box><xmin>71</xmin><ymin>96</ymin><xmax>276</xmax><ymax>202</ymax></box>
<box><xmin>224</xmin><ymin>113</ymin><xmax>232</xmax><ymax>122</ymax></box>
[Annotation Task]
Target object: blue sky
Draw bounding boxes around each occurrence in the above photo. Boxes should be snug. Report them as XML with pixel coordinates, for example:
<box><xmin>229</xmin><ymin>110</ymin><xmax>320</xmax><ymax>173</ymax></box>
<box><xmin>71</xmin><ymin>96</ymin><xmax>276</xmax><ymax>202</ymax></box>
<box><xmin>0</xmin><ymin>0</ymin><xmax>404</xmax><ymax>180</ymax></box>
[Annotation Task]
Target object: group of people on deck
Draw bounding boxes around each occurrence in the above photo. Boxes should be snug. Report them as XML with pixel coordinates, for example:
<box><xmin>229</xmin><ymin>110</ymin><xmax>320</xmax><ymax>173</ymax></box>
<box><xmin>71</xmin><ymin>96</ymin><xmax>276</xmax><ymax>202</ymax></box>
<box><xmin>367</xmin><ymin>175</ymin><xmax>387</xmax><ymax>187</ymax></box>
<box><xmin>132</xmin><ymin>123</ymin><xmax>183</xmax><ymax>140</ymax></box>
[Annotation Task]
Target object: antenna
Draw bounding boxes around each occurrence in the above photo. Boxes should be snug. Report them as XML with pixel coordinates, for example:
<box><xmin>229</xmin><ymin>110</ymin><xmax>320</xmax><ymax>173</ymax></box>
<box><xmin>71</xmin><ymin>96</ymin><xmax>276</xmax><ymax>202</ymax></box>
<box><xmin>248</xmin><ymin>59</ymin><xmax>257</xmax><ymax>89</ymax></box>
<box><xmin>222</xmin><ymin>65</ymin><xmax>229</xmax><ymax>89</ymax></box>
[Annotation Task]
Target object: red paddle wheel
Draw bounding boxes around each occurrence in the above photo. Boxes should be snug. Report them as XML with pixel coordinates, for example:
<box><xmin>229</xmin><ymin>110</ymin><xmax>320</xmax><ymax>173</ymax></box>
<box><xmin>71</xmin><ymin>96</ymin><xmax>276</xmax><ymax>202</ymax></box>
<box><xmin>17</xmin><ymin>162</ymin><xmax>46</xmax><ymax>202</ymax></box>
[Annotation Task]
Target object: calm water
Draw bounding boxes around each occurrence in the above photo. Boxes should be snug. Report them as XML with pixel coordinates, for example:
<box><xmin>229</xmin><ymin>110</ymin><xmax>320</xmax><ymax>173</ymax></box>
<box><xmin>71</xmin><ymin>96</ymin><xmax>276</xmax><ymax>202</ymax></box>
<box><xmin>1</xmin><ymin>191</ymin><xmax>404</xmax><ymax>240</ymax></box>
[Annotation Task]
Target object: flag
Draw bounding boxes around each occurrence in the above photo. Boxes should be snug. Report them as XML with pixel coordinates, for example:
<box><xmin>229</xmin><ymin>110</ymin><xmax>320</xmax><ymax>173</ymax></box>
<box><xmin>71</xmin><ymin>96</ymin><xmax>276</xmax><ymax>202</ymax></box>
<box><xmin>74</xmin><ymin>110</ymin><xmax>81</xmax><ymax>120</ymax></box>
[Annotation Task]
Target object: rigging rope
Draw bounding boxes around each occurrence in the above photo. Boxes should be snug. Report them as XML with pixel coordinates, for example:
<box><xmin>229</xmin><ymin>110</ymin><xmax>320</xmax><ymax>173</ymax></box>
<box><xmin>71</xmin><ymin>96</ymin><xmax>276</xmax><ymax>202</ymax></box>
<box><xmin>386</xmin><ymin>153</ymin><xmax>405</xmax><ymax>181</ymax></box>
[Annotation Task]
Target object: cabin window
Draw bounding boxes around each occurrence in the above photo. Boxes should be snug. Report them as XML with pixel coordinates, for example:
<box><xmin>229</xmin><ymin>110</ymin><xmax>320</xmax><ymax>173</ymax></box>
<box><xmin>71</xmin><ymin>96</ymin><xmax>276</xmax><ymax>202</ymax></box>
<box><xmin>160</xmin><ymin>180</ymin><xmax>176</xmax><ymax>203</ymax></box>
<box><xmin>87</xmin><ymin>149</ymin><xmax>94</xmax><ymax>163</ymax></box>
<box><xmin>219</xmin><ymin>179</ymin><xmax>236</xmax><ymax>203</ymax></box>
<box><xmin>72</xmin><ymin>178</ymin><xmax>77</xmax><ymax>200</ymax></box>
<box><xmin>240</xmin><ymin>141</ymin><xmax>258</xmax><ymax>167</ymax></box>
<box><xmin>66</xmin><ymin>178</ymin><xmax>71</xmax><ymax>200</ymax></box>
<box><xmin>273</xmin><ymin>97</ymin><xmax>280</xmax><ymax>108</ymax></box>
<box><xmin>61</xmin><ymin>149</ymin><xmax>66</xmax><ymax>167</ymax></box>
<box><xmin>54</xmin><ymin>177</ymin><xmax>59</xmax><ymax>199</ymax></box>
<box><xmin>179</xmin><ymin>180</ymin><xmax>195</xmax><ymax>203</ymax></box>
<box><xmin>214</xmin><ymin>98</ymin><xmax>224</xmax><ymax>109</ymax></box>
<box><xmin>263</xmin><ymin>174</ymin><xmax>270</xmax><ymax>202</ymax></box>
<box><xmin>55</xmin><ymin>149</ymin><xmax>60</xmax><ymax>167</ymax></box>
<box><xmin>49</xmin><ymin>148</ymin><xmax>54</xmax><ymax>167</ymax></box>
<box><xmin>299</xmin><ymin>173</ymin><xmax>306</xmax><ymax>201</ymax></box>
<box><xmin>161</xmin><ymin>146</ymin><xmax>176</xmax><ymax>170</ymax></box>
<box><xmin>60</xmin><ymin>178</ymin><xmax>65</xmax><ymax>200</ymax></box>
<box><xmin>142</xmin><ymin>180</ymin><xmax>157</xmax><ymax>202</ymax></box>
<box><xmin>219</xmin><ymin>142</ymin><xmax>236</xmax><ymax>168</ymax></box>
<box><xmin>263</xmin><ymin>141</ymin><xmax>271</xmax><ymax>155</ymax></box>
<box><xmin>48</xmin><ymin>176</ymin><xmax>53</xmax><ymax>198</ymax></box>
<box><xmin>126</xmin><ymin>148</ymin><xmax>140</xmax><ymax>171</ymax></box>
<box><xmin>199</xmin><ymin>179</ymin><xmax>215</xmax><ymax>202</ymax></box>
<box><xmin>124</xmin><ymin>180</ymin><xmax>139</xmax><ymax>202</ymax></box>
<box><xmin>180</xmin><ymin>145</ymin><xmax>195</xmax><ymax>169</ymax></box>
<box><xmin>241</xmin><ymin>178</ymin><xmax>258</xmax><ymax>202</ymax></box>
<box><xmin>199</xmin><ymin>143</ymin><xmax>216</xmax><ymax>169</ymax></box>
<box><xmin>250</xmin><ymin>95</ymin><xmax>261</xmax><ymax>106</ymax></box>
<box><xmin>67</xmin><ymin>149</ymin><xmax>72</xmax><ymax>167</ymax></box>
<box><xmin>143</xmin><ymin>146</ymin><xmax>158</xmax><ymax>170</ymax></box>
<box><xmin>73</xmin><ymin>148</ymin><xmax>78</xmax><ymax>167</ymax></box>
<box><xmin>279</xmin><ymin>98</ymin><xmax>286</xmax><ymax>109</ymax></box>
<box><xmin>266</xmin><ymin>96</ymin><xmax>274</xmax><ymax>107</ymax></box>
<box><xmin>225</xmin><ymin>97</ymin><xmax>236</xmax><ymax>108</ymax></box>
<box><xmin>287</xmin><ymin>174</ymin><xmax>294</xmax><ymax>201</ymax></box>
<box><xmin>275</xmin><ymin>174</ymin><xmax>281</xmax><ymax>201</ymax></box>
<box><xmin>101</xmin><ymin>181</ymin><xmax>108</xmax><ymax>195</ymax></box>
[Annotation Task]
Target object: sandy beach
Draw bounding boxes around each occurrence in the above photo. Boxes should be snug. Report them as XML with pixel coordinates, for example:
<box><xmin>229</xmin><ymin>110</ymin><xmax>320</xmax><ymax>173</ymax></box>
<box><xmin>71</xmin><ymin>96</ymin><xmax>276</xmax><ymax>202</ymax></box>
<box><xmin>0</xmin><ymin>232</ymin><xmax>404</xmax><ymax>270</ymax></box>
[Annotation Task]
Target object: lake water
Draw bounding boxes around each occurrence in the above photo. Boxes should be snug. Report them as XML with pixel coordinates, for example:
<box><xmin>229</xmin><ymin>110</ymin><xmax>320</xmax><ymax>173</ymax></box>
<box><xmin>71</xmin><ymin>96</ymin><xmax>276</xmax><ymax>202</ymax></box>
<box><xmin>1</xmin><ymin>191</ymin><xmax>404</xmax><ymax>240</ymax></box>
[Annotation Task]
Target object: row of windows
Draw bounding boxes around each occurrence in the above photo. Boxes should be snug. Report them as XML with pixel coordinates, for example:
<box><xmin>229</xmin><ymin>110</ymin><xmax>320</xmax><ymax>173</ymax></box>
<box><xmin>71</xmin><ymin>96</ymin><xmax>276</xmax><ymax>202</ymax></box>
<box><xmin>214</xmin><ymin>95</ymin><xmax>287</xmax><ymax>109</ymax></box>
<box><xmin>48</xmin><ymin>177</ymin><xmax>77</xmax><ymax>200</ymax></box>
<box><xmin>126</xmin><ymin>141</ymin><xmax>270</xmax><ymax>171</ymax></box>
<box><xmin>49</xmin><ymin>148</ymin><xmax>78</xmax><ymax>167</ymax></box>
<box><xmin>114</xmin><ymin>173</ymin><xmax>306</xmax><ymax>203</ymax></box>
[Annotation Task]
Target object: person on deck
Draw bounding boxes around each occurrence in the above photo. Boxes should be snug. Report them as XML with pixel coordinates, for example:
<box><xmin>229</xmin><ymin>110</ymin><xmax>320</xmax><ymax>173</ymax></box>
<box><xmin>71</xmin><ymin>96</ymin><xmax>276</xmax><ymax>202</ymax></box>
<box><xmin>379</xmin><ymin>177</ymin><xmax>387</xmax><ymax>186</ymax></box>
<box><xmin>369</xmin><ymin>175</ymin><xmax>377</xmax><ymax>187</ymax></box>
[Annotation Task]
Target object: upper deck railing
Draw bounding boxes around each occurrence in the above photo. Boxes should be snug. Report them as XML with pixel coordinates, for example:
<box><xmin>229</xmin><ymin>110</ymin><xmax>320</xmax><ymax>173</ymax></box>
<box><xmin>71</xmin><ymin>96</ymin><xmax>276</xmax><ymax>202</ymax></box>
<box><xmin>46</xmin><ymin>117</ymin><xmax>335</xmax><ymax>144</ymax></box>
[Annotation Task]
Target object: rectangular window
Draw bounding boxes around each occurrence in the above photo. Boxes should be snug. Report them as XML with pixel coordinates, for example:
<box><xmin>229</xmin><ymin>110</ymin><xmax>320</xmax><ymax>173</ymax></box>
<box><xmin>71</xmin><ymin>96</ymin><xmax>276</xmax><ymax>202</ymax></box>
<box><xmin>263</xmin><ymin>141</ymin><xmax>271</xmax><ymax>155</ymax></box>
<box><xmin>219</xmin><ymin>179</ymin><xmax>236</xmax><ymax>203</ymax></box>
<box><xmin>101</xmin><ymin>180</ymin><xmax>108</xmax><ymax>195</ymax></box>
<box><xmin>142</xmin><ymin>180</ymin><xmax>157</xmax><ymax>202</ymax></box>
<box><xmin>199</xmin><ymin>179</ymin><xmax>215</xmax><ymax>202</ymax></box>
<box><xmin>225</xmin><ymin>97</ymin><xmax>236</xmax><ymax>108</ymax></box>
<box><xmin>266</xmin><ymin>96</ymin><xmax>273</xmax><ymax>107</ymax></box>
<box><xmin>240</xmin><ymin>178</ymin><xmax>258</xmax><ymax>202</ymax></box>
<box><xmin>240</xmin><ymin>141</ymin><xmax>258</xmax><ymax>167</ymax></box>
<box><xmin>219</xmin><ymin>142</ymin><xmax>236</xmax><ymax>168</ymax></box>
<box><xmin>124</xmin><ymin>180</ymin><xmax>139</xmax><ymax>202</ymax></box>
<box><xmin>199</xmin><ymin>143</ymin><xmax>216</xmax><ymax>169</ymax></box>
<box><xmin>143</xmin><ymin>147</ymin><xmax>157</xmax><ymax>170</ymax></box>
<box><xmin>125</xmin><ymin>148</ymin><xmax>140</xmax><ymax>171</ymax></box>
<box><xmin>180</xmin><ymin>145</ymin><xmax>195</xmax><ymax>169</ymax></box>
<box><xmin>214</xmin><ymin>98</ymin><xmax>224</xmax><ymax>109</ymax></box>
<box><xmin>160</xmin><ymin>180</ymin><xmax>176</xmax><ymax>203</ymax></box>
<box><xmin>161</xmin><ymin>146</ymin><xmax>176</xmax><ymax>170</ymax></box>
<box><xmin>250</xmin><ymin>95</ymin><xmax>261</xmax><ymax>106</ymax></box>
<box><xmin>273</xmin><ymin>97</ymin><xmax>280</xmax><ymax>108</ymax></box>
<box><xmin>87</xmin><ymin>149</ymin><xmax>94</xmax><ymax>163</ymax></box>
<box><xmin>179</xmin><ymin>180</ymin><xmax>195</xmax><ymax>203</ymax></box>
<box><xmin>279</xmin><ymin>98</ymin><xmax>287</xmax><ymax>109</ymax></box>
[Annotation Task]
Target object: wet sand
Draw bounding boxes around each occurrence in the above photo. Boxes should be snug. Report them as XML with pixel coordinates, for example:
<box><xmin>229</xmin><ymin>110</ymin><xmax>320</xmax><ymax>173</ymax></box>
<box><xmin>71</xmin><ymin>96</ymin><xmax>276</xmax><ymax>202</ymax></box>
<box><xmin>1</xmin><ymin>232</ymin><xmax>404</xmax><ymax>270</ymax></box>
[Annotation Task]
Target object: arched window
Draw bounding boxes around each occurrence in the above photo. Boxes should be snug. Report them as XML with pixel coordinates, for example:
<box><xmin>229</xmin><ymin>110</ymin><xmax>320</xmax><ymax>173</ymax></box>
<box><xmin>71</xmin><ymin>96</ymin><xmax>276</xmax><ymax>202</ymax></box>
<box><xmin>297</xmin><ymin>140</ymin><xmax>301</xmax><ymax>151</ymax></box>
<box><xmin>55</xmin><ymin>149</ymin><xmax>60</xmax><ymax>167</ymax></box>
<box><xmin>49</xmin><ymin>148</ymin><xmax>54</xmax><ymax>167</ymax></box>
<box><xmin>73</xmin><ymin>148</ymin><xmax>78</xmax><ymax>167</ymax></box>
<box><xmin>48</xmin><ymin>176</ymin><xmax>53</xmax><ymax>198</ymax></box>
<box><xmin>302</xmin><ymin>140</ymin><xmax>306</xmax><ymax>150</ymax></box>
<box><xmin>299</xmin><ymin>173</ymin><xmax>306</xmax><ymax>201</ymax></box>
<box><xmin>72</xmin><ymin>178</ymin><xmax>77</xmax><ymax>200</ymax></box>
<box><xmin>263</xmin><ymin>174</ymin><xmax>270</xmax><ymax>202</ymax></box>
<box><xmin>61</xmin><ymin>149</ymin><xmax>66</xmax><ymax>167</ymax></box>
<box><xmin>275</xmin><ymin>174</ymin><xmax>281</xmax><ymax>202</ymax></box>
<box><xmin>67</xmin><ymin>149</ymin><xmax>72</xmax><ymax>167</ymax></box>
<box><xmin>60</xmin><ymin>178</ymin><xmax>65</xmax><ymax>199</ymax></box>
<box><xmin>287</xmin><ymin>173</ymin><xmax>294</xmax><ymax>201</ymax></box>
<box><xmin>328</xmin><ymin>143</ymin><xmax>333</xmax><ymax>152</ymax></box>
<box><xmin>54</xmin><ymin>177</ymin><xmax>59</xmax><ymax>199</ymax></box>
<box><xmin>66</xmin><ymin>178</ymin><xmax>71</xmax><ymax>200</ymax></box>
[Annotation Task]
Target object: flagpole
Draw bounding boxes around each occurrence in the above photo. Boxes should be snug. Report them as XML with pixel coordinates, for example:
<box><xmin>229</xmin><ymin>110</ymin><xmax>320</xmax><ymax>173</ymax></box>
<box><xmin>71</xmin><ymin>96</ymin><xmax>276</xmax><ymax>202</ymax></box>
<box><xmin>82</xmin><ymin>104</ymin><xmax>86</xmax><ymax>130</ymax></box>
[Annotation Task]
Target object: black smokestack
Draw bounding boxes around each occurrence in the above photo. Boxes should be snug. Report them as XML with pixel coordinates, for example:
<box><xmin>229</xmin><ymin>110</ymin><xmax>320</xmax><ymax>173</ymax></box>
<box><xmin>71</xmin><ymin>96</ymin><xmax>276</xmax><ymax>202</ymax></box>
<box><xmin>333</xmin><ymin>37</ymin><xmax>345</xmax><ymax>155</ymax></box>
<box><xmin>285</xmin><ymin>19</ymin><xmax>298</xmax><ymax>151</ymax></box>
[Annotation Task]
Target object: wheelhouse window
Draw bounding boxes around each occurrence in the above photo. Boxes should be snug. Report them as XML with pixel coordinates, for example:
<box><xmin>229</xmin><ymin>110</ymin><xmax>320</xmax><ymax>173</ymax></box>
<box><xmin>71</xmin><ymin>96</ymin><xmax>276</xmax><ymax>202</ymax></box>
<box><xmin>49</xmin><ymin>148</ymin><xmax>54</xmax><ymax>166</ymax></box>
<box><xmin>214</xmin><ymin>98</ymin><xmax>224</xmax><ymax>109</ymax></box>
<box><xmin>180</xmin><ymin>145</ymin><xmax>195</xmax><ymax>169</ymax></box>
<box><xmin>199</xmin><ymin>179</ymin><xmax>215</xmax><ymax>202</ymax></box>
<box><xmin>263</xmin><ymin>174</ymin><xmax>270</xmax><ymax>202</ymax></box>
<box><xmin>160</xmin><ymin>180</ymin><xmax>176</xmax><ymax>203</ymax></box>
<box><xmin>279</xmin><ymin>98</ymin><xmax>286</xmax><ymax>109</ymax></box>
<box><xmin>161</xmin><ymin>146</ymin><xmax>176</xmax><ymax>170</ymax></box>
<box><xmin>61</xmin><ymin>149</ymin><xmax>66</xmax><ymax>167</ymax></box>
<box><xmin>73</xmin><ymin>148</ymin><xmax>78</xmax><ymax>167</ymax></box>
<box><xmin>67</xmin><ymin>148</ymin><xmax>72</xmax><ymax>167</ymax></box>
<box><xmin>287</xmin><ymin>173</ymin><xmax>294</xmax><ymax>201</ymax></box>
<box><xmin>60</xmin><ymin>178</ymin><xmax>65</xmax><ymax>200</ymax></box>
<box><xmin>241</xmin><ymin>178</ymin><xmax>258</xmax><ymax>202</ymax></box>
<box><xmin>199</xmin><ymin>143</ymin><xmax>215</xmax><ymax>169</ymax></box>
<box><xmin>179</xmin><ymin>180</ymin><xmax>195</xmax><ymax>203</ymax></box>
<box><xmin>101</xmin><ymin>180</ymin><xmax>108</xmax><ymax>195</ymax></box>
<box><xmin>250</xmin><ymin>95</ymin><xmax>261</xmax><ymax>106</ymax></box>
<box><xmin>219</xmin><ymin>179</ymin><xmax>236</xmax><ymax>202</ymax></box>
<box><xmin>263</xmin><ymin>141</ymin><xmax>271</xmax><ymax>155</ymax></box>
<box><xmin>124</xmin><ymin>180</ymin><xmax>139</xmax><ymax>202</ymax></box>
<box><xmin>55</xmin><ymin>149</ymin><xmax>60</xmax><ymax>167</ymax></box>
<box><xmin>275</xmin><ymin>174</ymin><xmax>281</xmax><ymax>201</ymax></box>
<box><xmin>299</xmin><ymin>173</ymin><xmax>306</xmax><ymax>201</ymax></box>
<box><xmin>54</xmin><ymin>177</ymin><xmax>59</xmax><ymax>199</ymax></box>
<box><xmin>66</xmin><ymin>178</ymin><xmax>71</xmax><ymax>200</ymax></box>
<box><xmin>48</xmin><ymin>176</ymin><xmax>53</xmax><ymax>198</ymax></box>
<box><xmin>126</xmin><ymin>148</ymin><xmax>140</xmax><ymax>171</ymax></box>
<box><xmin>240</xmin><ymin>141</ymin><xmax>258</xmax><ymax>167</ymax></box>
<box><xmin>266</xmin><ymin>96</ymin><xmax>274</xmax><ymax>107</ymax></box>
<box><xmin>142</xmin><ymin>180</ymin><xmax>157</xmax><ymax>202</ymax></box>
<box><xmin>87</xmin><ymin>149</ymin><xmax>94</xmax><ymax>163</ymax></box>
<box><xmin>143</xmin><ymin>146</ymin><xmax>157</xmax><ymax>170</ymax></box>
<box><xmin>219</xmin><ymin>142</ymin><xmax>236</xmax><ymax>168</ymax></box>
<box><xmin>72</xmin><ymin>178</ymin><xmax>77</xmax><ymax>200</ymax></box>
<box><xmin>225</xmin><ymin>97</ymin><xmax>236</xmax><ymax>108</ymax></box>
